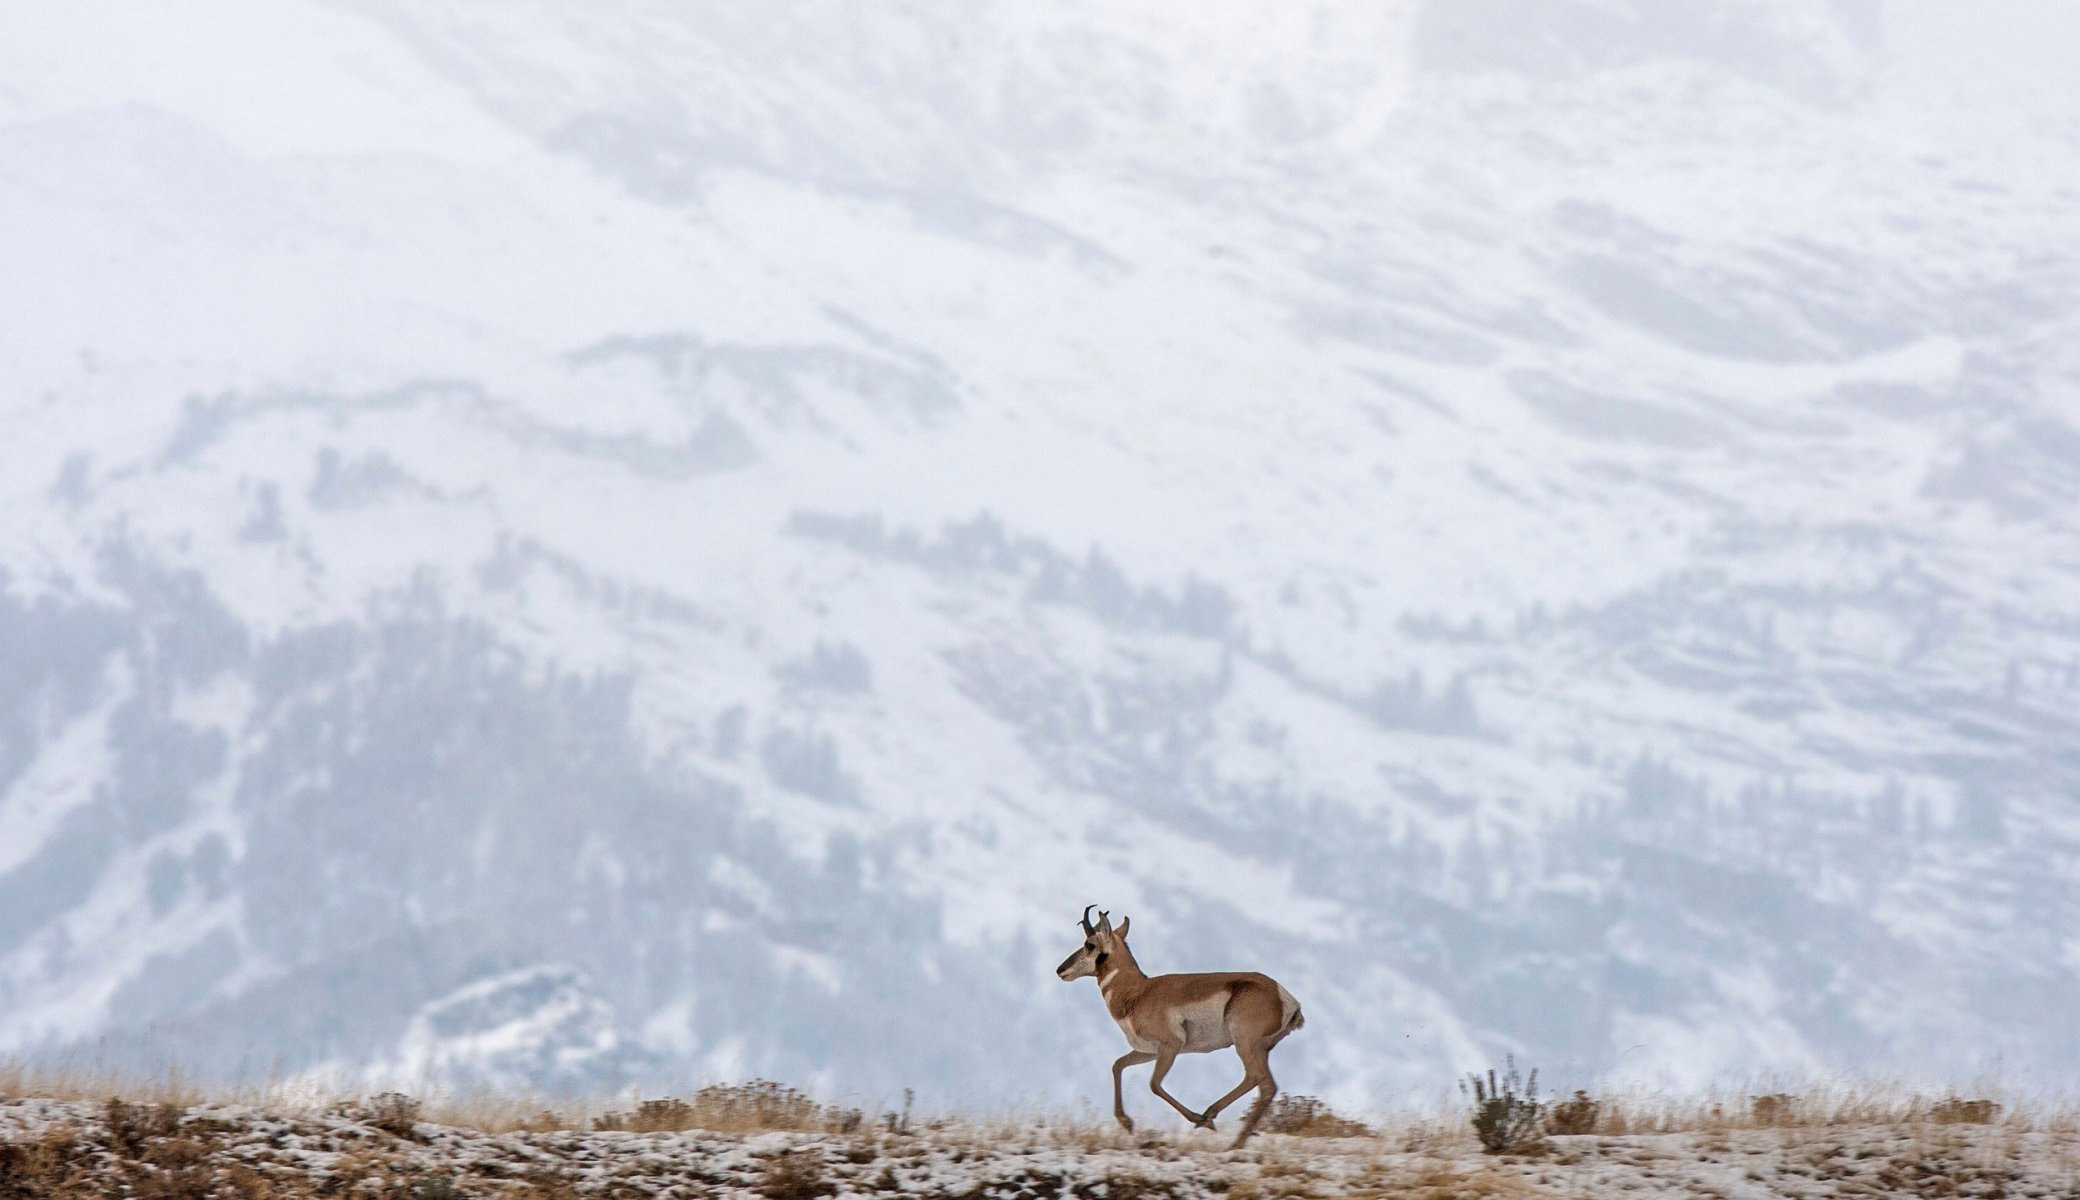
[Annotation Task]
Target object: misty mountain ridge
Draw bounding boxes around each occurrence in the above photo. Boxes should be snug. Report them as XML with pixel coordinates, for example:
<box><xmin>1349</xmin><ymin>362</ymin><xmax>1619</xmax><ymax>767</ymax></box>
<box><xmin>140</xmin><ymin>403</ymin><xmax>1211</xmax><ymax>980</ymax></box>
<box><xmin>0</xmin><ymin>0</ymin><xmax>2076</xmax><ymax>1108</ymax></box>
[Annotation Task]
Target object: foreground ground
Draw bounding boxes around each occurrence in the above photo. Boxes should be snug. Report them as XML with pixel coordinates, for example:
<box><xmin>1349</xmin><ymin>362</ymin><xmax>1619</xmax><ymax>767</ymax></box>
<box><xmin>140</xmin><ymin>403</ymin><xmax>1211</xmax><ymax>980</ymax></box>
<box><xmin>1</xmin><ymin>1091</ymin><xmax>2074</xmax><ymax>1198</ymax></box>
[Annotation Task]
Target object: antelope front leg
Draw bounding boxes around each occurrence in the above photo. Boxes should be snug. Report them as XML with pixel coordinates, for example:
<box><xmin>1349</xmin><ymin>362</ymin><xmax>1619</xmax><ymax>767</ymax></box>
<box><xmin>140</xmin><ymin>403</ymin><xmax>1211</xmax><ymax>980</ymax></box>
<box><xmin>1110</xmin><ymin>1051</ymin><xmax>1155</xmax><ymax>1131</ymax></box>
<box><xmin>1147</xmin><ymin>1047</ymin><xmax>1214</xmax><ymax>1130</ymax></box>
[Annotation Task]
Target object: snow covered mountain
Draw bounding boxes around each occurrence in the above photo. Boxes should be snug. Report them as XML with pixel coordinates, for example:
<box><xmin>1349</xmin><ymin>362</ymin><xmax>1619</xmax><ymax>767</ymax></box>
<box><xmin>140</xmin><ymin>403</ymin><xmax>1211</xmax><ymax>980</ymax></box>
<box><xmin>2</xmin><ymin>0</ymin><xmax>2077</xmax><ymax>1108</ymax></box>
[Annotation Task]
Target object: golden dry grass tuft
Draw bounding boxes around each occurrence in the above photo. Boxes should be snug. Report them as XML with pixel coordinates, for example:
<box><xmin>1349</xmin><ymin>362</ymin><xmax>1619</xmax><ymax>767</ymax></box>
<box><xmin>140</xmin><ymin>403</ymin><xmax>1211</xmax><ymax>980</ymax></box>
<box><xmin>0</xmin><ymin>1123</ymin><xmax>92</xmax><ymax>1197</ymax></box>
<box><xmin>592</xmin><ymin>1079</ymin><xmax>863</xmax><ymax>1134</ymax></box>
<box><xmin>1388</xmin><ymin>1161</ymin><xmax>1551</xmax><ymax>1200</ymax></box>
<box><xmin>1260</xmin><ymin>1095</ymin><xmax>1372</xmax><ymax>1139</ymax></box>
<box><xmin>1548</xmin><ymin>1079</ymin><xmax>2034</xmax><ymax>1139</ymax></box>
<box><xmin>0</xmin><ymin>1063</ymin><xmax>213</xmax><ymax>1109</ymax></box>
<box><xmin>755</xmin><ymin>1149</ymin><xmax>836</xmax><ymax>1200</ymax></box>
<box><xmin>1928</xmin><ymin>1097</ymin><xmax>2001</xmax><ymax>1125</ymax></box>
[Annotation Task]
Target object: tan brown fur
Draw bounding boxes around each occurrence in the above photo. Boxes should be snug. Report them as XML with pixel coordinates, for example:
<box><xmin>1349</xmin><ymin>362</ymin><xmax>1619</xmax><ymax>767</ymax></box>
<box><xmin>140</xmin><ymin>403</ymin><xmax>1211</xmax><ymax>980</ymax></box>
<box><xmin>1057</xmin><ymin>907</ymin><xmax>1303</xmax><ymax>1147</ymax></box>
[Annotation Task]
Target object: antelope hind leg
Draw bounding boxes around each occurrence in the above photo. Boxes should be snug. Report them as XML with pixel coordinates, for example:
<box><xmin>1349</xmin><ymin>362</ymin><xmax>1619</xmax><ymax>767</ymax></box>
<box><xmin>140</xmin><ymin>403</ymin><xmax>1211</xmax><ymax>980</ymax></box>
<box><xmin>1200</xmin><ymin>1060</ymin><xmax>1262</xmax><ymax>1128</ymax></box>
<box><xmin>1205</xmin><ymin>982</ymin><xmax>1286</xmax><ymax>1134</ymax></box>
<box><xmin>1225</xmin><ymin>1034</ymin><xmax>1279</xmax><ymax>1148</ymax></box>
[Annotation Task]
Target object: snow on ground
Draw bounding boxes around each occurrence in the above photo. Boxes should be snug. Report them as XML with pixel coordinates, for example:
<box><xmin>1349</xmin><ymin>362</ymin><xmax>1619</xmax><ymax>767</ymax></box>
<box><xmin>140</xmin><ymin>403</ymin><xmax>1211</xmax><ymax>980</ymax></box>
<box><xmin>1</xmin><ymin>1093</ymin><xmax>2074</xmax><ymax>1198</ymax></box>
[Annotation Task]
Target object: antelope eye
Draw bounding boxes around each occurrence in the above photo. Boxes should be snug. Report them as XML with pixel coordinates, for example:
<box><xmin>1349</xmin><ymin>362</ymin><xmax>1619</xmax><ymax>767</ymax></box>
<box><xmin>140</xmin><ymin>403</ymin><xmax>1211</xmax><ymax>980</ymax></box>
<box><xmin>1084</xmin><ymin>942</ymin><xmax>1096</xmax><ymax>951</ymax></box>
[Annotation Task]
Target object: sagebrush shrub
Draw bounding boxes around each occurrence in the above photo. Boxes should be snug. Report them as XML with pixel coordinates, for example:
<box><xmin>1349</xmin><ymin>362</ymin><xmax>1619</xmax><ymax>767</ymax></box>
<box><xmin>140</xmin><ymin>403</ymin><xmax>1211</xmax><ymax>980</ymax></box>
<box><xmin>105</xmin><ymin>1099</ymin><xmax>181</xmax><ymax>1157</ymax></box>
<box><xmin>756</xmin><ymin>1151</ymin><xmax>833</xmax><ymax>1200</ymax></box>
<box><xmin>629</xmin><ymin>1099</ymin><xmax>694</xmax><ymax>1132</ymax></box>
<box><xmin>880</xmin><ymin>1088</ymin><xmax>914</xmax><ymax>1134</ymax></box>
<box><xmin>1</xmin><ymin>1125</ymin><xmax>89</xmax><ymax>1196</ymax></box>
<box><xmin>1929</xmin><ymin>1098</ymin><xmax>1999</xmax><ymax>1125</ymax></box>
<box><xmin>410</xmin><ymin>1175</ymin><xmax>463</xmax><ymax>1200</ymax></box>
<box><xmin>1260</xmin><ymin>1095</ymin><xmax>1372</xmax><ymax>1138</ymax></box>
<box><xmin>130</xmin><ymin>1136</ymin><xmax>215</xmax><ymax>1200</ymax></box>
<box><xmin>360</xmin><ymin>1092</ymin><xmax>424</xmax><ymax>1139</ymax></box>
<box><xmin>1547</xmin><ymin>1089</ymin><xmax>1600</xmax><ymax>1135</ymax></box>
<box><xmin>594</xmin><ymin>1080</ymin><xmax>862</xmax><ymax>1134</ymax></box>
<box><xmin>1462</xmin><ymin>1059</ymin><xmax>1543</xmax><ymax>1154</ymax></box>
<box><xmin>1097</xmin><ymin>1172</ymin><xmax>1184</xmax><ymax>1200</ymax></box>
<box><xmin>508</xmin><ymin>1168</ymin><xmax>584</xmax><ymax>1200</ymax></box>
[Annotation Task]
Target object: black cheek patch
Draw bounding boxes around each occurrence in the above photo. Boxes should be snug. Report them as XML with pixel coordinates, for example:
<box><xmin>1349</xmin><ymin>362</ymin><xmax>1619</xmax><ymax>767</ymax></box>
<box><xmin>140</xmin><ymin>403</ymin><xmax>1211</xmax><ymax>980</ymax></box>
<box><xmin>1095</xmin><ymin>952</ymin><xmax>1110</xmax><ymax>967</ymax></box>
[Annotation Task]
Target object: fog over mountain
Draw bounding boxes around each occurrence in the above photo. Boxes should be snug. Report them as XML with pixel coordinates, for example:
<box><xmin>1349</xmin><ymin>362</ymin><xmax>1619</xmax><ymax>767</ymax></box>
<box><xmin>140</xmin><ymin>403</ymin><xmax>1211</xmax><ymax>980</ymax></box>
<box><xmin>2</xmin><ymin>1</ymin><xmax>2076</xmax><ymax>1109</ymax></box>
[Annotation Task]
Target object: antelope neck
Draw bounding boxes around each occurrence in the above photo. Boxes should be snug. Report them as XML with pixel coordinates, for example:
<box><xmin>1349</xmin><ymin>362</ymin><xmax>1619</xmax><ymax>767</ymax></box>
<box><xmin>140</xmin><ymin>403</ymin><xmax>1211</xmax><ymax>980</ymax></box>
<box><xmin>1096</xmin><ymin>944</ymin><xmax>1147</xmax><ymax>1015</ymax></box>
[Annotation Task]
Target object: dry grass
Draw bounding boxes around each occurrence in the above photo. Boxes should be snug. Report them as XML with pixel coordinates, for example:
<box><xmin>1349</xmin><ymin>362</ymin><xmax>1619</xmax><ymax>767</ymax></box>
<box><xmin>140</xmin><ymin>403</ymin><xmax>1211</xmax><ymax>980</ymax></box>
<box><xmin>15</xmin><ymin>1061</ymin><xmax>2044</xmax><ymax>1140</ymax></box>
<box><xmin>1381</xmin><ymin>1162</ymin><xmax>1551</xmax><ymax>1199</ymax></box>
<box><xmin>0</xmin><ymin>1122</ymin><xmax>94</xmax><ymax>1196</ymax></box>
<box><xmin>0</xmin><ymin>1062</ymin><xmax>217</xmax><ymax>1109</ymax></box>
<box><xmin>0</xmin><ymin>1071</ymin><xmax>2073</xmax><ymax>1200</ymax></box>
<box><xmin>592</xmin><ymin>1080</ymin><xmax>864</xmax><ymax>1134</ymax></box>
<box><xmin>1541</xmin><ymin>1078</ymin><xmax>2043</xmax><ymax>1138</ymax></box>
<box><xmin>1260</xmin><ymin>1095</ymin><xmax>1373</xmax><ymax>1139</ymax></box>
<box><xmin>1543</xmin><ymin>1090</ymin><xmax>1598</xmax><ymax>1136</ymax></box>
<box><xmin>0</xmin><ymin>1063</ymin><xmax>880</xmax><ymax>1139</ymax></box>
<box><xmin>755</xmin><ymin>1149</ymin><xmax>835</xmax><ymax>1200</ymax></box>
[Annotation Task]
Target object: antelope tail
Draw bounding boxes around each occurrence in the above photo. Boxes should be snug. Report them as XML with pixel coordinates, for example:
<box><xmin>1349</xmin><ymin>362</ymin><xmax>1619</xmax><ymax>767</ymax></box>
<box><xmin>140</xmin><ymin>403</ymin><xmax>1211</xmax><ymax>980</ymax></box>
<box><xmin>1274</xmin><ymin>983</ymin><xmax>1304</xmax><ymax>1034</ymax></box>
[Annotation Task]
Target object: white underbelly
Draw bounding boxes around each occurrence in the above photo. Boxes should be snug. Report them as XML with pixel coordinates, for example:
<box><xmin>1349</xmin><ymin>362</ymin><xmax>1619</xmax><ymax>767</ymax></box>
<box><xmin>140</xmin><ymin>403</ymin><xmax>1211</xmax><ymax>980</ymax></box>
<box><xmin>1176</xmin><ymin>995</ymin><xmax>1234</xmax><ymax>1053</ymax></box>
<box><xmin>1118</xmin><ymin>996</ymin><xmax>1235</xmax><ymax>1054</ymax></box>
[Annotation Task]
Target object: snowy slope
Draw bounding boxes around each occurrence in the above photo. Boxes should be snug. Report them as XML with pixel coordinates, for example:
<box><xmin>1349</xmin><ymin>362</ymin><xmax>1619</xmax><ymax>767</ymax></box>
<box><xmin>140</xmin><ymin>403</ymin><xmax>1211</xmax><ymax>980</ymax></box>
<box><xmin>1</xmin><ymin>0</ymin><xmax>2077</xmax><ymax>1107</ymax></box>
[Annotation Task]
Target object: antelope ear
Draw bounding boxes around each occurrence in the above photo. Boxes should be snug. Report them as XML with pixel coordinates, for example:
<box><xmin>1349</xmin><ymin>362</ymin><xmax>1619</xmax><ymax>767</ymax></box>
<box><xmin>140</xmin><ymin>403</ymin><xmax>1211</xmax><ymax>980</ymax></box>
<box><xmin>1115</xmin><ymin>915</ymin><xmax>1130</xmax><ymax>939</ymax></box>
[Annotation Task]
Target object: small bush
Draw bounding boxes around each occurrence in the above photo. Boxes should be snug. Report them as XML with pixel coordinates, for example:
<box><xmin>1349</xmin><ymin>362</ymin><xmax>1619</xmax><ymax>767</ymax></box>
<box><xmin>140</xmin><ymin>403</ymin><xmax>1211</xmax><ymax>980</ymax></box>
<box><xmin>757</xmin><ymin>1151</ymin><xmax>834</xmax><ymax>1200</ymax></box>
<box><xmin>1749</xmin><ymin>1093</ymin><xmax>1795</xmax><ymax>1127</ymax></box>
<box><xmin>0</xmin><ymin>1126</ymin><xmax>89</xmax><ymax>1197</ymax></box>
<box><xmin>1260</xmin><ymin>1095</ymin><xmax>1372</xmax><ymax>1138</ymax></box>
<box><xmin>359</xmin><ymin>1092</ymin><xmax>425</xmax><ymax>1139</ymax></box>
<box><xmin>411</xmin><ymin>1175</ymin><xmax>464</xmax><ymax>1200</ymax></box>
<box><xmin>216</xmin><ymin>1164</ymin><xmax>276</xmax><ymax>1200</ymax></box>
<box><xmin>595</xmin><ymin>1080</ymin><xmax>861</xmax><ymax>1134</ymax></box>
<box><xmin>1097</xmin><ymin>1172</ymin><xmax>1183</xmax><ymax>1200</ymax></box>
<box><xmin>508</xmin><ymin>1168</ymin><xmax>584</xmax><ymax>1200</ymax></box>
<box><xmin>517</xmin><ymin>1109</ymin><xmax>570</xmax><ymax>1133</ymax></box>
<box><xmin>105</xmin><ymin>1099</ymin><xmax>150</xmax><ymax>1157</ymax></box>
<box><xmin>1928</xmin><ymin>1098</ymin><xmax>1999</xmax><ymax>1125</ymax></box>
<box><xmin>617</xmin><ymin>1098</ymin><xmax>695</xmax><ymax>1132</ymax></box>
<box><xmin>881</xmin><ymin>1088</ymin><xmax>914</xmax><ymax>1134</ymax></box>
<box><xmin>694</xmin><ymin>1080</ymin><xmax>852</xmax><ymax>1131</ymax></box>
<box><xmin>1462</xmin><ymin>1059</ymin><xmax>1544</xmax><ymax>1155</ymax></box>
<box><xmin>105</xmin><ymin>1099</ymin><xmax>183</xmax><ymax>1157</ymax></box>
<box><xmin>325</xmin><ymin>1144</ymin><xmax>409</xmax><ymax>1194</ymax></box>
<box><xmin>1546</xmin><ymin>1090</ymin><xmax>1600</xmax><ymax>1136</ymax></box>
<box><xmin>594</xmin><ymin>1098</ymin><xmax>695</xmax><ymax>1133</ymax></box>
<box><xmin>126</xmin><ymin>1137</ymin><xmax>216</xmax><ymax>1200</ymax></box>
<box><xmin>0</xmin><ymin>1143</ymin><xmax>36</xmax><ymax>1200</ymax></box>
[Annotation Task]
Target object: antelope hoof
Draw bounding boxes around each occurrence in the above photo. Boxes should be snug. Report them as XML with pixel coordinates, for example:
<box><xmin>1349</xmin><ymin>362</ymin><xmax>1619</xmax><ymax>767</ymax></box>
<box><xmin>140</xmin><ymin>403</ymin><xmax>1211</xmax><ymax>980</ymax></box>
<box><xmin>1116</xmin><ymin>1114</ymin><xmax>1135</xmax><ymax>1133</ymax></box>
<box><xmin>1191</xmin><ymin>1113</ymin><xmax>1217</xmax><ymax>1131</ymax></box>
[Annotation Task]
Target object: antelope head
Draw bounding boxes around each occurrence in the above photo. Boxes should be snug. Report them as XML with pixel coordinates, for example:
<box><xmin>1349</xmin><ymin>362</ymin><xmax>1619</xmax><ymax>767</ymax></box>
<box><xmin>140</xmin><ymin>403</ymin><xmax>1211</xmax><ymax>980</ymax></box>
<box><xmin>1056</xmin><ymin>904</ymin><xmax>1131</xmax><ymax>981</ymax></box>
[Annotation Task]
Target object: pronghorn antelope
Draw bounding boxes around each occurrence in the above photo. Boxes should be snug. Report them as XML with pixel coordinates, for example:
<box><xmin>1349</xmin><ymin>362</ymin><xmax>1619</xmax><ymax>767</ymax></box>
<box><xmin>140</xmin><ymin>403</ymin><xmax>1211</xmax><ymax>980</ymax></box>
<box><xmin>1057</xmin><ymin>906</ymin><xmax>1303</xmax><ymax>1147</ymax></box>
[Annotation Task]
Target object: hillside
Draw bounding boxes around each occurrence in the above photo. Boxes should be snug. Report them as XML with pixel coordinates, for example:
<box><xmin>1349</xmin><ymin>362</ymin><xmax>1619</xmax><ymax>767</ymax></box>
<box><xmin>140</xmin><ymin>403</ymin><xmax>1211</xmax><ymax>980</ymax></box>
<box><xmin>1</xmin><ymin>0</ymin><xmax>2078</xmax><ymax>1105</ymax></box>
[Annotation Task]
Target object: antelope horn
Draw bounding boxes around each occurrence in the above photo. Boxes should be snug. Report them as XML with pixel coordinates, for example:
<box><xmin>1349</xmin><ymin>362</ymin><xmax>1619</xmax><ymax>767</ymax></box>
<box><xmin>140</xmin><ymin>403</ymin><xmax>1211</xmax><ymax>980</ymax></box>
<box><xmin>1080</xmin><ymin>904</ymin><xmax>1098</xmax><ymax>935</ymax></box>
<box><xmin>1097</xmin><ymin>909</ymin><xmax>1112</xmax><ymax>931</ymax></box>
